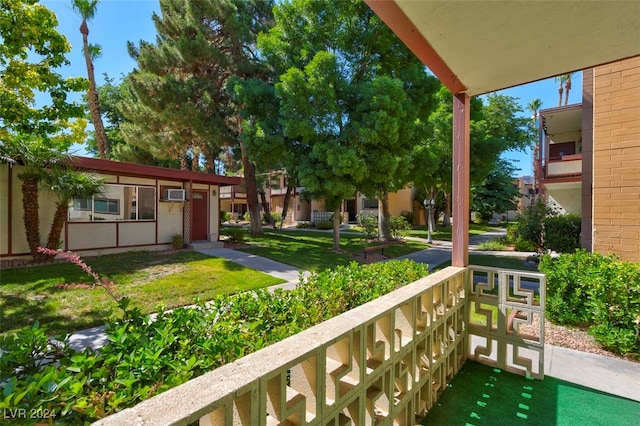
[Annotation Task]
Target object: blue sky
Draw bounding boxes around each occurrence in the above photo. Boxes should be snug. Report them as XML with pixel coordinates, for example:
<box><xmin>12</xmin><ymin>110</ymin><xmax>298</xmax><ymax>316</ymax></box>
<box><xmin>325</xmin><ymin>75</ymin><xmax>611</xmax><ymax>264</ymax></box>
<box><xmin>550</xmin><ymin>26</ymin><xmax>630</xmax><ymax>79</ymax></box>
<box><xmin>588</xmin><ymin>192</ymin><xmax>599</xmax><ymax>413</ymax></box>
<box><xmin>43</xmin><ymin>0</ymin><xmax>582</xmax><ymax>177</ymax></box>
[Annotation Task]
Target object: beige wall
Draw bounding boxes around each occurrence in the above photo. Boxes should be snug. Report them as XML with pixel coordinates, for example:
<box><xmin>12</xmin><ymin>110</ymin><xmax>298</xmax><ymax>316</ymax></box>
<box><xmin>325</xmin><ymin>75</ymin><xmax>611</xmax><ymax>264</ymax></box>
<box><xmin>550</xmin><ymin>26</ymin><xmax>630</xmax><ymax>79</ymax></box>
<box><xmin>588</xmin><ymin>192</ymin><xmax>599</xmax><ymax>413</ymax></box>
<box><xmin>1</xmin><ymin>167</ymin><xmax>227</xmax><ymax>259</ymax></box>
<box><xmin>592</xmin><ymin>56</ymin><xmax>640</xmax><ymax>262</ymax></box>
<box><xmin>2</xmin><ymin>165</ymin><xmax>57</xmax><ymax>256</ymax></box>
<box><xmin>387</xmin><ymin>187</ymin><xmax>414</xmax><ymax>217</ymax></box>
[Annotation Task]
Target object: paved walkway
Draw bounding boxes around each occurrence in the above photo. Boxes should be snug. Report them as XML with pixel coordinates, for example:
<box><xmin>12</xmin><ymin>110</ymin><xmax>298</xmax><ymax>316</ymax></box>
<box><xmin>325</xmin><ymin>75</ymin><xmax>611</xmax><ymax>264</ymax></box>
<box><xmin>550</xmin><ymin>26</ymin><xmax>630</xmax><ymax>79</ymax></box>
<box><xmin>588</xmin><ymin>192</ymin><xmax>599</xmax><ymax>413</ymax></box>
<box><xmin>63</xmin><ymin>230</ymin><xmax>639</xmax><ymax>403</ymax></box>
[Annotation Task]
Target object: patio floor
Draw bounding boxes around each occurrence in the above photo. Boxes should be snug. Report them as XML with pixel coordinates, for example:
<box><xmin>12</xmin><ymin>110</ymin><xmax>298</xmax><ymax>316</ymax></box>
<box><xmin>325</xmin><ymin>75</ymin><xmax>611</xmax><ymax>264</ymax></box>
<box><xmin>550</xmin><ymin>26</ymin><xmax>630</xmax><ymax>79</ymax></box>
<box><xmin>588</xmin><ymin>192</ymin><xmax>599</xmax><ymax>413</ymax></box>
<box><xmin>420</xmin><ymin>361</ymin><xmax>640</xmax><ymax>425</ymax></box>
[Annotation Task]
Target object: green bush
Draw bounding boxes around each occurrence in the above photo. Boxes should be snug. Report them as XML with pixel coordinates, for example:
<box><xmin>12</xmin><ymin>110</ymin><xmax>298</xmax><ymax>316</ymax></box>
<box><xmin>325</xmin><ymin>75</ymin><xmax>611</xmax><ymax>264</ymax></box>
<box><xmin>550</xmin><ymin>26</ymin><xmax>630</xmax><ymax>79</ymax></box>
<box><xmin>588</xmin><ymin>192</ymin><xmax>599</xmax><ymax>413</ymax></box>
<box><xmin>296</xmin><ymin>221</ymin><xmax>311</xmax><ymax>228</ymax></box>
<box><xmin>511</xmin><ymin>199</ymin><xmax>552</xmax><ymax>252</ymax></box>
<box><xmin>0</xmin><ymin>260</ymin><xmax>428</xmax><ymax>423</ymax></box>
<box><xmin>243</xmin><ymin>211</ymin><xmax>250</xmax><ymax>222</ymax></box>
<box><xmin>476</xmin><ymin>239</ymin><xmax>507</xmax><ymax>251</ymax></box>
<box><xmin>270</xmin><ymin>212</ymin><xmax>283</xmax><ymax>227</ymax></box>
<box><xmin>390</xmin><ymin>215</ymin><xmax>411</xmax><ymax>240</ymax></box>
<box><xmin>539</xmin><ymin>250</ymin><xmax>640</xmax><ymax>357</ymax></box>
<box><xmin>315</xmin><ymin>219</ymin><xmax>333</xmax><ymax>230</ymax></box>
<box><xmin>224</xmin><ymin>227</ymin><xmax>246</xmax><ymax>243</ymax></box>
<box><xmin>539</xmin><ymin>249</ymin><xmax>601</xmax><ymax>325</ymax></box>
<box><xmin>357</xmin><ymin>213</ymin><xmax>378</xmax><ymax>239</ymax></box>
<box><xmin>400</xmin><ymin>210</ymin><xmax>415</xmax><ymax>225</ymax></box>
<box><xmin>170</xmin><ymin>234</ymin><xmax>184</xmax><ymax>250</ymax></box>
<box><xmin>543</xmin><ymin>214</ymin><xmax>581</xmax><ymax>253</ymax></box>
<box><xmin>220</xmin><ymin>211</ymin><xmax>231</xmax><ymax>223</ymax></box>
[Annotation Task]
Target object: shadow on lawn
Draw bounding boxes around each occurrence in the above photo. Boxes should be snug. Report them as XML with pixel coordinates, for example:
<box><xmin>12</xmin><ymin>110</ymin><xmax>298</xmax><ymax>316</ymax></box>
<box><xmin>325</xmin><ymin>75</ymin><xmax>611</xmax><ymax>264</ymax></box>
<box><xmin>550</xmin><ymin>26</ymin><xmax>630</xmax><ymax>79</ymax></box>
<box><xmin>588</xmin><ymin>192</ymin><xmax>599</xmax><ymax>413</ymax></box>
<box><xmin>421</xmin><ymin>361</ymin><xmax>640</xmax><ymax>425</ymax></box>
<box><xmin>0</xmin><ymin>293</ymin><xmax>110</xmax><ymax>335</ymax></box>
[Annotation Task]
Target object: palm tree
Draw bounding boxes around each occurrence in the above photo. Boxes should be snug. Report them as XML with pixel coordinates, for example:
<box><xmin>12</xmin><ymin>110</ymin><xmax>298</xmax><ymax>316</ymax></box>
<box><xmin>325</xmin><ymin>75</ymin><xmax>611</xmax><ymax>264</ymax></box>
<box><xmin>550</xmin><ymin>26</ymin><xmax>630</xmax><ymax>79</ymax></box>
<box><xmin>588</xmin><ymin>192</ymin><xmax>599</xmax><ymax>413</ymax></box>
<box><xmin>554</xmin><ymin>75</ymin><xmax>568</xmax><ymax>107</ymax></box>
<box><xmin>73</xmin><ymin>0</ymin><xmax>109</xmax><ymax>159</ymax></box>
<box><xmin>0</xmin><ymin>139</ymin><xmax>70</xmax><ymax>259</ymax></box>
<box><xmin>564</xmin><ymin>72</ymin><xmax>574</xmax><ymax>105</ymax></box>
<box><xmin>527</xmin><ymin>99</ymin><xmax>543</xmax><ymax>201</ymax></box>
<box><xmin>42</xmin><ymin>166</ymin><xmax>104</xmax><ymax>251</ymax></box>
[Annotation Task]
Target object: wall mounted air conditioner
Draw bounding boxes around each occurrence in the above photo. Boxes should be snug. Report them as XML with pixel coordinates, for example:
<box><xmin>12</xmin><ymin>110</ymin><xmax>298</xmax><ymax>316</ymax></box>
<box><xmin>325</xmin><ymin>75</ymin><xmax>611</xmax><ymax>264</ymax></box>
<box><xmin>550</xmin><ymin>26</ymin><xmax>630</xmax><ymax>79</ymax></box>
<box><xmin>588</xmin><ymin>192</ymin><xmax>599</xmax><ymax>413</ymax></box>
<box><xmin>166</xmin><ymin>189</ymin><xmax>186</xmax><ymax>201</ymax></box>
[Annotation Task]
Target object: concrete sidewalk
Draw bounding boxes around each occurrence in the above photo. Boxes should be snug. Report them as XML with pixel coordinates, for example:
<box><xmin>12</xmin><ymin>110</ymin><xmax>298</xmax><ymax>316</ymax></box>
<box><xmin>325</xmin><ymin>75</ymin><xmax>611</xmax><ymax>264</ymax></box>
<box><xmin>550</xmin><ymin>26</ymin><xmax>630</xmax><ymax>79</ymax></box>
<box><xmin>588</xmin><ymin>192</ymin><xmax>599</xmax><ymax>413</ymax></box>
<box><xmin>196</xmin><ymin>248</ymin><xmax>310</xmax><ymax>291</ymax></box>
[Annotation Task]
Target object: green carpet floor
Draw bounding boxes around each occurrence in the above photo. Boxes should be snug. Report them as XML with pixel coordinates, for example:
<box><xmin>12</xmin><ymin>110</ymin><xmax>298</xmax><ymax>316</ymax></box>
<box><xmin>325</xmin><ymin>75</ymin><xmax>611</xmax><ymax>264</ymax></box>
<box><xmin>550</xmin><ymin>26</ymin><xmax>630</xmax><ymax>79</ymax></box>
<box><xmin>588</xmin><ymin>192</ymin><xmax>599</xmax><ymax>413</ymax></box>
<box><xmin>421</xmin><ymin>361</ymin><xmax>640</xmax><ymax>425</ymax></box>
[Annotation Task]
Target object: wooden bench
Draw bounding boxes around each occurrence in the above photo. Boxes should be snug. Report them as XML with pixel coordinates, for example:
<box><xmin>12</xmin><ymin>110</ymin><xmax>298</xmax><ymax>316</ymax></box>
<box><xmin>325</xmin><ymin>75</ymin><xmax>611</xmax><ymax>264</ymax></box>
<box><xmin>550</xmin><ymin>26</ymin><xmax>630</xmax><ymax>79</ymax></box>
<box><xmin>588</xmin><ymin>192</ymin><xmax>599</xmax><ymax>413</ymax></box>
<box><xmin>363</xmin><ymin>244</ymin><xmax>389</xmax><ymax>259</ymax></box>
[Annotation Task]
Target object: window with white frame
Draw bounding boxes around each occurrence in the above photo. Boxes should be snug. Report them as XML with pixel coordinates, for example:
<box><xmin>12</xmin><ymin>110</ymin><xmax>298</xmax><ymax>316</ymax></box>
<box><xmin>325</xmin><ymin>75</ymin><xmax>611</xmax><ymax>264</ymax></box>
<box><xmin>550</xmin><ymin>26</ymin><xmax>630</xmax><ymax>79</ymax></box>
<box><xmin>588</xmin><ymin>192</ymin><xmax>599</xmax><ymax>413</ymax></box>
<box><xmin>362</xmin><ymin>198</ymin><xmax>378</xmax><ymax>209</ymax></box>
<box><xmin>69</xmin><ymin>184</ymin><xmax>156</xmax><ymax>221</ymax></box>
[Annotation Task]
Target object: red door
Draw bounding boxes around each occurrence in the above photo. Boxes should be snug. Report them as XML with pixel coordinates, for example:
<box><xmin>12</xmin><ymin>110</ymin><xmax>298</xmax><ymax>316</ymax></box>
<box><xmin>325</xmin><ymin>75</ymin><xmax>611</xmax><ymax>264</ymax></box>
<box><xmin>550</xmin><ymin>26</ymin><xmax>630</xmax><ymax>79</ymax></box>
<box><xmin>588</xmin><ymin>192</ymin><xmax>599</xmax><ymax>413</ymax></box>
<box><xmin>191</xmin><ymin>190</ymin><xmax>208</xmax><ymax>241</ymax></box>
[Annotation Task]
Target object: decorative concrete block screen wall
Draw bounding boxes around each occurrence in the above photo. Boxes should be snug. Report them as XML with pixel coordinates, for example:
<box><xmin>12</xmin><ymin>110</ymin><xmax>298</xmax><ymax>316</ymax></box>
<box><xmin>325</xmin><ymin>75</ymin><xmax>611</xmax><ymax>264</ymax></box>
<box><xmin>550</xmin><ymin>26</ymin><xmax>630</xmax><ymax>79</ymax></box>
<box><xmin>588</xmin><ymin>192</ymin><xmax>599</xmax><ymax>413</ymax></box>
<box><xmin>96</xmin><ymin>266</ymin><xmax>544</xmax><ymax>425</ymax></box>
<box><xmin>468</xmin><ymin>266</ymin><xmax>546</xmax><ymax>380</ymax></box>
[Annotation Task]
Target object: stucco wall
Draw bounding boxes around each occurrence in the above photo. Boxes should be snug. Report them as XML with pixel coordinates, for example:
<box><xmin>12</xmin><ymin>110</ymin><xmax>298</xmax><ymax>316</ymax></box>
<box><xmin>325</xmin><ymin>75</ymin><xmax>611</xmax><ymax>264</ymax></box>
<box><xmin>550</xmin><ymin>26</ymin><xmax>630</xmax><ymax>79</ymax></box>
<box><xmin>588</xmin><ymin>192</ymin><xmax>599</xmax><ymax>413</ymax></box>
<box><xmin>592</xmin><ymin>56</ymin><xmax>640</xmax><ymax>262</ymax></box>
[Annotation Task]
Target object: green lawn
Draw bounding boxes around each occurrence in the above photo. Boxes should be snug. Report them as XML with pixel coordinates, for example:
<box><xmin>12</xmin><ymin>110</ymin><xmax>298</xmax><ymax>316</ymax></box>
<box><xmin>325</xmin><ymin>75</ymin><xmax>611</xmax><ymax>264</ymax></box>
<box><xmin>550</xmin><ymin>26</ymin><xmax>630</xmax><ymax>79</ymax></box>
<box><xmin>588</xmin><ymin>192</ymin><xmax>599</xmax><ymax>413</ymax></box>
<box><xmin>229</xmin><ymin>228</ymin><xmax>430</xmax><ymax>271</ymax></box>
<box><xmin>0</xmin><ymin>250</ymin><xmax>283</xmax><ymax>336</ymax></box>
<box><xmin>434</xmin><ymin>253</ymin><xmax>538</xmax><ymax>272</ymax></box>
<box><xmin>405</xmin><ymin>223</ymin><xmax>504</xmax><ymax>241</ymax></box>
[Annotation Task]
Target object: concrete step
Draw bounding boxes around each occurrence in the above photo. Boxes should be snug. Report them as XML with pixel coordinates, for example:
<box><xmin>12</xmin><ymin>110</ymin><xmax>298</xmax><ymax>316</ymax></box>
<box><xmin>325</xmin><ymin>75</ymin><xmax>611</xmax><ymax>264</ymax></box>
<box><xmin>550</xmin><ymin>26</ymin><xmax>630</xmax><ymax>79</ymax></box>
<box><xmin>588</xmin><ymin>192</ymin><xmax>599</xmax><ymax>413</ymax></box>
<box><xmin>188</xmin><ymin>240</ymin><xmax>224</xmax><ymax>250</ymax></box>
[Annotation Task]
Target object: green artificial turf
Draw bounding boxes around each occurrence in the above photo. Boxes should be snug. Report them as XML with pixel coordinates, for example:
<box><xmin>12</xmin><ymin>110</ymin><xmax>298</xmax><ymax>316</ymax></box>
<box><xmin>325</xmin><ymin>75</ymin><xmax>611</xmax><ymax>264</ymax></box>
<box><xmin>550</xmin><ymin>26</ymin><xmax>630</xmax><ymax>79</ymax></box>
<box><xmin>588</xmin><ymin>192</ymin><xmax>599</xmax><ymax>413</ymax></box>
<box><xmin>421</xmin><ymin>361</ymin><xmax>640</xmax><ymax>425</ymax></box>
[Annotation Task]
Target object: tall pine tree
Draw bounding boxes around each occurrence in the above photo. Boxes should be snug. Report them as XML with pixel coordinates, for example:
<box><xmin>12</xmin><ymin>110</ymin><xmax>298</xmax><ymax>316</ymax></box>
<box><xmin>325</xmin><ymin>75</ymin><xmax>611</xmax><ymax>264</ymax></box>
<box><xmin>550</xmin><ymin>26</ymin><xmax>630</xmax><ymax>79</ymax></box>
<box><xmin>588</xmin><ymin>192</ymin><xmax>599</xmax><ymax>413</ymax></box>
<box><xmin>122</xmin><ymin>0</ymin><xmax>274</xmax><ymax>235</ymax></box>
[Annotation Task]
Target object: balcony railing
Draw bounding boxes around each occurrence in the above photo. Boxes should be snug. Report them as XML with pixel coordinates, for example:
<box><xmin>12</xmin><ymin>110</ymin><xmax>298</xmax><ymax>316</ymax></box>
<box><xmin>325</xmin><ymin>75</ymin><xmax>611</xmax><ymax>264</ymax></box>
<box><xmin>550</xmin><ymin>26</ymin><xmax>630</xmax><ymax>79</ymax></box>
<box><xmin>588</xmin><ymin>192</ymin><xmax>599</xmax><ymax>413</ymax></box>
<box><xmin>95</xmin><ymin>266</ymin><xmax>544</xmax><ymax>426</ymax></box>
<box><xmin>545</xmin><ymin>154</ymin><xmax>582</xmax><ymax>177</ymax></box>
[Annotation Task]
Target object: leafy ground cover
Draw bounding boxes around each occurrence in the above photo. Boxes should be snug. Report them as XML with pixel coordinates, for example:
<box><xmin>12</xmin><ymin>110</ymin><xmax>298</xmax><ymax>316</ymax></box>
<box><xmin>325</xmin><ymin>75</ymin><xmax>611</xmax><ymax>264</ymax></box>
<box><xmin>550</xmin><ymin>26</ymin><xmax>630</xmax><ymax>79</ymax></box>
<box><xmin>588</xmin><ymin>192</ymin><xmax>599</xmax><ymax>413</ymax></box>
<box><xmin>0</xmin><ymin>250</ymin><xmax>284</xmax><ymax>336</ymax></box>
<box><xmin>229</xmin><ymin>228</ymin><xmax>429</xmax><ymax>271</ymax></box>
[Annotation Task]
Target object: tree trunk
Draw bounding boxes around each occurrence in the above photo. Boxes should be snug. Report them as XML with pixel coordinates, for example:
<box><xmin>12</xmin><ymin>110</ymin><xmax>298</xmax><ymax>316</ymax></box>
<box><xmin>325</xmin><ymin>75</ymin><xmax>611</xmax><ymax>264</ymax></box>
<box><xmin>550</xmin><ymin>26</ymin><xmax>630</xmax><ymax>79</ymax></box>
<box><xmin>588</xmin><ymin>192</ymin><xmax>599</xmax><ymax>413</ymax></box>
<box><xmin>46</xmin><ymin>202</ymin><xmax>68</xmax><ymax>252</ymax></box>
<box><xmin>80</xmin><ymin>20</ymin><xmax>109</xmax><ymax>160</ymax></box>
<box><xmin>378</xmin><ymin>193</ymin><xmax>392</xmax><ymax>242</ymax></box>
<box><xmin>443</xmin><ymin>192</ymin><xmax>451</xmax><ymax>227</ymax></box>
<box><xmin>21</xmin><ymin>179</ymin><xmax>43</xmax><ymax>259</ymax></box>
<box><xmin>280</xmin><ymin>185</ymin><xmax>292</xmax><ymax>230</ymax></box>
<box><xmin>240</xmin><ymin>141</ymin><xmax>262</xmax><ymax>236</ymax></box>
<box><xmin>557</xmin><ymin>85</ymin><xmax>563</xmax><ymax>107</ymax></box>
<box><xmin>564</xmin><ymin>79</ymin><xmax>571</xmax><ymax>106</ymax></box>
<box><xmin>332</xmin><ymin>205</ymin><xmax>341</xmax><ymax>251</ymax></box>
<box><xmin>259</xmin><ymin>190</ymin><xmax>274</xmax><ymax>229</ymax></box>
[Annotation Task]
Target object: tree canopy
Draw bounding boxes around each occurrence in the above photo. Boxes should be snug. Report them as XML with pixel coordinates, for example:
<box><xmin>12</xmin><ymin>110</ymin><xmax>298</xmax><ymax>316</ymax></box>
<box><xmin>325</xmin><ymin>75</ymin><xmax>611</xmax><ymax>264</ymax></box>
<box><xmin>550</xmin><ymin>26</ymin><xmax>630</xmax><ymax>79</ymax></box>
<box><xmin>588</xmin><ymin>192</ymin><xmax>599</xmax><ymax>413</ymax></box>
<box><xmin>0</xmin><ymin>0</ymin><xmax>87</xmax><ymax>150</ymax></box>
<box><xmin>258</xmin><ymin>0</ymin><xmax>439</xmax><ymax>246</ymax></box>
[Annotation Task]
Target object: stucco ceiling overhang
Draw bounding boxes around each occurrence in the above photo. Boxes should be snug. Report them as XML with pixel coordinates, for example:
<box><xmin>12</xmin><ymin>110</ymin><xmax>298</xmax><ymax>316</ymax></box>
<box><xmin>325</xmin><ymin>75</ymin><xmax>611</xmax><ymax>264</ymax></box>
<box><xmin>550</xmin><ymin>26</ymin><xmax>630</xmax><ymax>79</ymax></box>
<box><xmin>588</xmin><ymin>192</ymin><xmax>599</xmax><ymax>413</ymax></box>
<box><xmin>365</xmin><ymin>0</ymin><xmax>640</xmax><ymax>96</ymax></box>
<box><xmin>540</xmin><ymin>104</ymin><xmax>583</xmax><ymax>138</ymax></box>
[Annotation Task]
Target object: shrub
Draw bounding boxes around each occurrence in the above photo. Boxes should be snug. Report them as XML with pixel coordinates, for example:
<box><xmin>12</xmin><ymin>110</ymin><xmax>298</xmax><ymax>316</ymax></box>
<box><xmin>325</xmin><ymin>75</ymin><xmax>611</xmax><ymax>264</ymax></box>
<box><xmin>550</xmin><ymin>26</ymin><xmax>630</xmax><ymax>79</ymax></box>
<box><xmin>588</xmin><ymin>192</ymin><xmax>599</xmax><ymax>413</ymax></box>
<box><xmin>400</xmin><ymin>210</ymin><xmax>415</xmax><ymax>225</ymax></box>
<box><xmin>243</xmin><ymin>211</ymin><xmax>250</xmax><ymax>222</ymax></box>
<box><xmin>225</xmin><ymin>227</ymin><xmax>246</xmax><ymax>243</ymax></box>
<box><xmin>476</xmin><ymin>239</ymin><xmax>507</xmax><ymax>251</ymax></box>
<box><xmin>539</xmin><ymin>249</ymin><xmax>640</xmax><ymax>357</ymax></box>
<box><xmin>296</xmin><ymin>221</ymin><xmax>311</xmax><ymax>228</ymax></box>
<box><xmin>538</xmin><ymin>249</ymin><xmax>600</xmax><ymax>325</ymax></box>
<box><xmin>512</xmin><ymin>199</ymin><xmax>552</xmax><ymax>252</ymax></box>
<box><xmin>315</xmin><ymin>220</ymin><xmax>333</xmax><ymax>230</ymax></box>
<box><xmin>220</xmin><ymin>211</ymin><xmax>231</xmax><ymax>223</ymax></box>
<box><xmin>390</xmin><ymin>215</ymin><xmax>411</xmax><ymax>240</ymax></box>
<box><xmin>357</xmin><ymin>213</ymin><xmax>378</xmax><ymax>239</ymax></box>
<box><xmin>543</xmin><ymin>214</ymin><xmax>581</xmax><ymax>253</ymax></box>
<box><xmin>270</xmin><ymin>212</ymin><xmax>283</xmax><ymax>227</ymax></box>
<box><xmin>170</xmin><ymin>234</ymin><xmax>183</xmax><ymax>250</ymax></box>
<box><xmin>0</xmin><ymin>259</ymin><xmax>428</xmax><ymax>423</ymax></box>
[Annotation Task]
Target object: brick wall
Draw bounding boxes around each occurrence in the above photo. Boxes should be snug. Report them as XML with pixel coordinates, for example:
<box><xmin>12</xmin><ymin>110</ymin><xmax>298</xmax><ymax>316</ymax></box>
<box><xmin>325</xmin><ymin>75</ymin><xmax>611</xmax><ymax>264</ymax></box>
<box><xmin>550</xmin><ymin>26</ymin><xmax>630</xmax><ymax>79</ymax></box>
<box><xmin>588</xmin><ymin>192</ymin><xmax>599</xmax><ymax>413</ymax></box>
<box><xmin>592</xmin><ymin>56</ymin><xmax>640</xmax><ymax>262</ymax></box>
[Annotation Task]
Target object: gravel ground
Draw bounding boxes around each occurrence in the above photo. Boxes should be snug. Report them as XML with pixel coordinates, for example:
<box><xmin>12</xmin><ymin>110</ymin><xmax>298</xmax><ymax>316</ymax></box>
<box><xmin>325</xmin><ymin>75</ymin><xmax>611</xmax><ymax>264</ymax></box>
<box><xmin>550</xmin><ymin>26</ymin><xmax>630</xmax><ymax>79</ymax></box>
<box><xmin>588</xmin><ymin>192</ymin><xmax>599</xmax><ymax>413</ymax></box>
<box><xmin>542</xmin><ymin>319</ymin><xmax>638</xmax><ymax>363</ymax></box>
